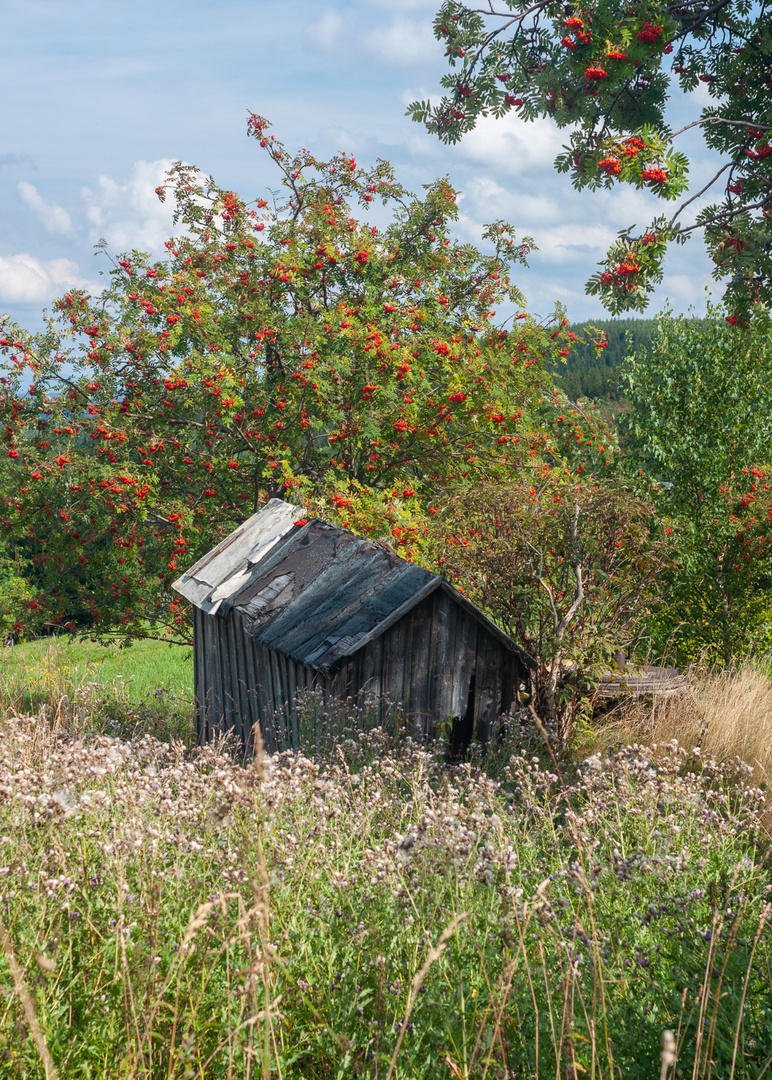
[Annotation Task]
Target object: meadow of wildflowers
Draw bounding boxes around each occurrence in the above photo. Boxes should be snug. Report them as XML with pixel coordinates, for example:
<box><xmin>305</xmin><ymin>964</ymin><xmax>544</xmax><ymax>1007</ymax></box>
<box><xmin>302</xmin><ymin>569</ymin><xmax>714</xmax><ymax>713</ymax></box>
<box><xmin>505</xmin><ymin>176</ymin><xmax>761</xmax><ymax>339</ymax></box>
<box><xmin>1</xmin><ymin>695</ymin><xmax>771</xmax><ymax>1079</ymax></box>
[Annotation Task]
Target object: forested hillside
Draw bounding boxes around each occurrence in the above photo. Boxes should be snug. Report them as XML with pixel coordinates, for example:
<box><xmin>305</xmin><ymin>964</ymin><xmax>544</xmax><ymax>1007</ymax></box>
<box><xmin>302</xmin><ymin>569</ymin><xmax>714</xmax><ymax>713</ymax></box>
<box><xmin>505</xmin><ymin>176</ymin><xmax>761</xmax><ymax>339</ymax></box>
<box><xmin>553</xmin><ymin>319</ymin><xmax>654</xmax><ymax>401</ymax></box>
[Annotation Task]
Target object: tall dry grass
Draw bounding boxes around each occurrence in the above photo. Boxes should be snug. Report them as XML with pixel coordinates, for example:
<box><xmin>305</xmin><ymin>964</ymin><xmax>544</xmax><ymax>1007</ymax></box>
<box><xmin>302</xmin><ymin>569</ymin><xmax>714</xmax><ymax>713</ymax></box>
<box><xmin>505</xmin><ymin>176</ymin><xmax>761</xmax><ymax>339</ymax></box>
<box><xmin>595</xmin><ymin>660</ymin><xmax>772</xmax><ymax>790</ymax></box>
<box><xmin>2</xmin><ymin>698</ymin><xmax>772</xmax><ymax>1078</ymax></box>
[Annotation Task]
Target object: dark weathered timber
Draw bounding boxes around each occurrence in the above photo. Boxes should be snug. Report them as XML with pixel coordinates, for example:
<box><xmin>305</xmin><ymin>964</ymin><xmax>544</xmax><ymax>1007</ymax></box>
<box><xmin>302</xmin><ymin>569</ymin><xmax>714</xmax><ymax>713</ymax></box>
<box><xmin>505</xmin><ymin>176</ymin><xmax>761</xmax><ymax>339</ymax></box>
<box><xmin>224</xmin><ymin>610</ymin><xmax>241</xmax><ymax>744</ymax></box>
<box><xmin>450</xmin><ymin>606</ymin><xmax>479</xmax><ymax>723</ymax></box>
<box><xmin>596</xmin><ymin>665</ymin><xmax>686</xmax><ymax>699</ymax></box>
<box><xmin>383</xmin><ymin>611</ymin><xmax>408</xmax><ymax>712</ymax></box>
<box><xmin>232</xmin><ymin>610</ymin><xmax>253</xmax><ymax>745</ymax></box>
<box><xmin>358</xmin><ymin>632</ymin><xmax>384</xmax><ymax>711</ymax></box>
<box><xmin>406</xmin><ymin>599</ymin><xmax>433</xmax><ymax>735</ymax></box>
<box><xmin>267</xmin><ymin>646</ymin><xmax>283</xmax><ymax>745</ymax></box>
<box><xmin>429</xmin><ymin>589</ymin><xmax>455</xmax><ymax>722</ymax></box>
<box><xmin>220</xmin><ymin>606</ymin><xmax>237</xmax><ymax>738</ymax></box>
<box><xmin>253</xmin><ymin>641</ymin><xmax>275</xmax><ymax>752</ymax></box>
<box><xmin>193</xmin><ymin>607</ymin><xmax>206</xmax><ymax>742</ymax></box>
<box><xmin>175</xmin><ymin>500</ymin><xmax>531</xmax><ymax>751</ymax></box>
<box><xmin>202</xmin><ymin>609</ymin><xmax>221</xmax><ymax>738</ymax></box>
<box><xmin>473</xmin><ymin>632</ymin><xmax>499</xmax><ymax>746</ymax></box>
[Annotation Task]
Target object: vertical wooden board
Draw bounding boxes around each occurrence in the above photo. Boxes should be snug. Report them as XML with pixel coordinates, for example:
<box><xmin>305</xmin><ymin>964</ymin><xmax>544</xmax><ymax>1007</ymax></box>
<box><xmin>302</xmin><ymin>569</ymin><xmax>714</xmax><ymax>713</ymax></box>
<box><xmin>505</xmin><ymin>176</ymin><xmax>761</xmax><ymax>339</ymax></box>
<box><xmin>204</xmin><ymin>612</ymin><xmax>223</xmax><ymax>738</ymax></box>
<box><xmin>262</xmin><ymin>644</ymin><xmax>278</xmax><ymax>748</ymax></box>
<box><xmin>499</xmin><ymin>652</ymin><xmax>517</xmax><ymax>717</ymax></box>
<box><xmin>225</xmin><ymin>611</ymin><xmax>243</xmax><ymax>745</ymax></box>
<box><xmin>220</xmin><ymin>615</ymin><xmax>237</xmax><ymax>737</ymax></box>
<box><xmin>368</xmin><ymin>636</ymin><xmax>384</xmax><ymax>724</ymax></box>
<box><xmin>269</xmin><ymin>649</ymin><xmax>288</xmax><ymax>747</ymax></box>
<box><xmin>286</xmin><ymin>658</ymin><xmax>298</xmax><ymax>744</ymax></box>
<box><xmin>405</xmin><ymin>600</ymin><xmax>433</xmax><ymax>736</ymax></box>
<box><xmin>222</xmin><ymin>615</ymin><xmax>235</xmax><ymax>741</ymax></box>
<box><xmin>450</xmin><ymin>610</ymin><xmax>479</xmax><ymax>719</ymax></box>
<box><xmin>253</xmin><ymin>641</ymin><xmax>275</xmax><ymax>752</ymax></box>
<box><xmin>383</xmin><ymin>616</ymin><xmax>408</xmax><ymax>714</ymax></box>
<box><xmin>357</xmin><ymin>636</ymin><xmax>383</xmax><ymax>721</ymax></box>
<box><xmin>240</xmin><ymin>619</ymin><xmax>262</xmax><ymax>752</ymax></box>
<box><xmin>357</xmin><ymin>639</ymin><xmax>377</xmax><ymax>700</ymax></box>
<box><xmin>346</xmin><ymin>652</ymin><xmax>359</xmax><ymax>699</ymax></box>
<box><xmin>276</xmin><ymin>654</ymin><xmax>295</xmax><ymax>746</ymax></box>
<box><xmin>230</xmin><ymin>612</ymin><xmax>244</xmax><ymax>743</ymax></box>
<box><xmin>328</xmin><ymin>658</ymin><xmax>351</xmax><ymax>705</ymax></box>
<box><xmin>379</xmin><ymin>630</ymin><xmax>392</xmax><ymax>716</ymax></box>
<box><xmin>208</xmin><ymin>616</ymin><xmax>224</xmax><ymax>734</ymax></box>
<box><xmin>199</xmin><ymin>612</ymin><xmax>212</xmax><ymax>742</ymax></box>
<box><xmin>429</xmin><ymin>590</ymin><xmax>457</xmax><ymax>720</ymax></box>
<box><xmin>233</xmin><ymin>612</ymin><xmax>253</xmax><ymax>746</ymax></box>
<box><xmin>348</xmin><ymin>652</ymin><xmax>371</xmax><ymax>730</ymax></box>
<box><xmin>472</xmin><ymin>630</ymin><xmax>492</xmax><ymax>738</ymax></box>
<box><xmin>229</xmin><ymin>617</ymin><xmax>244</xmax><ymax>740</ymax></box>
<box><xmin>198</xmin><ymin>612</ymin><xmax>210</xmax><ymax>739</ymax></box>
<box><xmin>473</xmin><ymin>631</ymin><xmax>501</xmax><ymax>744</ymax></box>
<box><xmin>294</xmin><ymin>661</ymin><xmax>310</xmax><ymax>702</ymax></box>
<box><xmin>193</xmin><ymin>609</ymin><xmax>206</xmax><ymax>743</ymax></box>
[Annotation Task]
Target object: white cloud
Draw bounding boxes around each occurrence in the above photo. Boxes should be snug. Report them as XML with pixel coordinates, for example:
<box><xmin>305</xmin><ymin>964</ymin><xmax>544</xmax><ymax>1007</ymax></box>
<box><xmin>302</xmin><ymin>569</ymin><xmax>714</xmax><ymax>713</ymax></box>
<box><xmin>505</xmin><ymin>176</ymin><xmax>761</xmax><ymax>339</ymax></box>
<box><xmin>362</xmin><ymin>0</ymin><xmax>438</xmax><ymax>11</ymax></box>
<box><xmin>0</xmin><ymin>253</ymin><xmax>96</xmax><ymax>304</ymax></box>
<box><xmin>17</xmin><ymin>181</ymin><xmax>75</xmax><ymax>236</ymax></box>
<box><xmin>81</xmin><ymin>159</ymin><xmax>177</xmax><ymax>254</ymax></box>
<box><xmin>460</xmin><ymin>175</ymin><xmax>563</xmax><ymax>227</ymax></box>
<box><xmin>304</xmin><ymin>9</ymin><xmax>346</xmax><ymax>52</ymax></box>
<box><xmin>364</xmin><ymin>16</ymin><xmax>436</xmax><ymax>67</ymax></box>
<box><xmin>458</xmin><ymin>113</ymin><xmax>565</xmax><ymax>177</ymax></box>
<box><xmin>533</xmin><ymin>222</ymin><xmax>618</xmax><ymax>264</ymax></box>
<box><xmin>658</xmin><ymin>272</ymin><xmax>711</xmax><ymax>309</ymax></box>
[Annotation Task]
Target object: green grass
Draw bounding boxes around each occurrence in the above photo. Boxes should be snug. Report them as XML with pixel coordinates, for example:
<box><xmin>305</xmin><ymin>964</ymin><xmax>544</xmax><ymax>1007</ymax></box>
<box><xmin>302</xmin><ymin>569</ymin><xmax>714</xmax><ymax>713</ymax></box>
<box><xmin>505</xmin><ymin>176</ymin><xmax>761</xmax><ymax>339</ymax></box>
<box><xmin>0</xmin><ymin>636</ymin><xmax>194</xmax><ymax>743</ymax></box>
<box><xmin>1</xmin><ymin>636</ymin><xmax>193</xmax><ymax>702</ymax></box>
<box><xmin>1</xmin><ymin>707</ymin><xmax>771</xmax><ymax>1079</ymax></box>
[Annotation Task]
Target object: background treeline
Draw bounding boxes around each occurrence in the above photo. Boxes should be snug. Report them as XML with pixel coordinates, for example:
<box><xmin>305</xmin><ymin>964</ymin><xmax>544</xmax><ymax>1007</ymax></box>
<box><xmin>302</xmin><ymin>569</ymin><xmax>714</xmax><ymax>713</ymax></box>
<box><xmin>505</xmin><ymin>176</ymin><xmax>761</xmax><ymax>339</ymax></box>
<box><xmin>552</xmin><ymin>318</ymin><xmax>655</xmax><ymax>401</ymax></box>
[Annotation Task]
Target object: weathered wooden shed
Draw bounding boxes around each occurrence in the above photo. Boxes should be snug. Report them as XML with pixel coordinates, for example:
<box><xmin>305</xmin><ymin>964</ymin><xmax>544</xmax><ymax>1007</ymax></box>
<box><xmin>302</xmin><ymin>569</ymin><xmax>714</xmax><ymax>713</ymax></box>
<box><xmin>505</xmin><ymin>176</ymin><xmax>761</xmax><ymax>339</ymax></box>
<box><xmin>173</xmin><ymin>499</ymin><xmax>534</xmax><ymax>752</ymax></box>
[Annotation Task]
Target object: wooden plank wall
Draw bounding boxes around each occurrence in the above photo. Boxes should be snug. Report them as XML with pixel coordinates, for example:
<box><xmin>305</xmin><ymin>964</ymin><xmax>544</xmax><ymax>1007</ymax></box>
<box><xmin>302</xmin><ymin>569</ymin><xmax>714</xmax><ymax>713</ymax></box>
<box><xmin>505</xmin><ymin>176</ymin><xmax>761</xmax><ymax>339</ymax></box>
<box><xmin>193</xmin><ymin>591</ymin><xmax>523</xmax><ymax>751</ymax></box>
<box><xmin>331</xmin><ymin>590</ymin><xmax>521</xmax><ymax>744</ymax></box>
<box><xmin>194</xmin><ymin>608</ymin><xmax>313</xmax><ymax>751</ymax></box>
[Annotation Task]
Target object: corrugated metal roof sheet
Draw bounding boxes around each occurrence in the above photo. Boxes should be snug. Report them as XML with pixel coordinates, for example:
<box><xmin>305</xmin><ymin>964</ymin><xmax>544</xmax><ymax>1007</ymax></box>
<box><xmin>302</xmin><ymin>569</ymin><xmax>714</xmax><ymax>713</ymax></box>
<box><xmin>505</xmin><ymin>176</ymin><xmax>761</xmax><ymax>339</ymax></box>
<box><xmin>173</xmin><ymin>499</ymin><xmax>533</xmax><ymax>672</ymax></box>
<box><xmin>172</xmin><ymin>499</ymin><xmax>301</xmax><ymax>616</ymax></box>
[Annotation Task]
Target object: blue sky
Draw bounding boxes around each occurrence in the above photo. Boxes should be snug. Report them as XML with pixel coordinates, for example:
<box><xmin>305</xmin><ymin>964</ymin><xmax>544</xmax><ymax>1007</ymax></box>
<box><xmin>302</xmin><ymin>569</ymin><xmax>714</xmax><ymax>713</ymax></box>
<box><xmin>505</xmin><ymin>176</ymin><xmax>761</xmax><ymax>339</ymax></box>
<box><xmin>1</xmin><ymin>0</ymin><xmax>721</xmax><ymax>331</ymax></box>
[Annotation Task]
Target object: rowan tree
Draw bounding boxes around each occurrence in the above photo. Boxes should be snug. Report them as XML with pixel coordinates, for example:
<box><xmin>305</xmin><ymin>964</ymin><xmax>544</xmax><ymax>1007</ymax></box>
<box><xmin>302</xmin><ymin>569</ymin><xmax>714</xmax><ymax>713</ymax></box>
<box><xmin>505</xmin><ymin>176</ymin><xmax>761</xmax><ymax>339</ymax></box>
<box><xmin>410</xmin><ymin>0</ymin><xmax>772</xmax><ymax>322</ymax></box>
<box><xmin>0</xmin><ymin>117</ymin><xmax>580</xmax><ymax>642</ymax></box>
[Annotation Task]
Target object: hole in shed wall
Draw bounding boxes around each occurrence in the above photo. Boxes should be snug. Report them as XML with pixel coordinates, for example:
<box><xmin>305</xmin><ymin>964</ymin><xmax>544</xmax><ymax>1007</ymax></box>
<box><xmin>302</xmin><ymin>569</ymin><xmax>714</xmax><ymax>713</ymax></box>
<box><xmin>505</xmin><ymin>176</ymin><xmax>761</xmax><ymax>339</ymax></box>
<box><xmin>449</xmin><ymin>671</ymin><xmax>476</xmax><ymax>761</ymax></box>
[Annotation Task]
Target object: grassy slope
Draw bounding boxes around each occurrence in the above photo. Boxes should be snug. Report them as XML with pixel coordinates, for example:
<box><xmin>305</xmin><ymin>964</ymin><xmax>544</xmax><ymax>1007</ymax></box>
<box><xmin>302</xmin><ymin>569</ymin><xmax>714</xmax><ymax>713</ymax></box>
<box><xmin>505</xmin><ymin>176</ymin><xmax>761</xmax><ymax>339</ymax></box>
<box><xmin>0</xmin><ymin>637</ymin><xmax>194</xmax><ymax>742</ymax></box>
<box><xmin>1</xmin><ymin>636</ymin><xmax>193</xmax><ymax>704</ymax></box>
<box><xmin>2</xmin><ymin>643</ymin><xmax>772</xmax><ymax>1076</ymax></box>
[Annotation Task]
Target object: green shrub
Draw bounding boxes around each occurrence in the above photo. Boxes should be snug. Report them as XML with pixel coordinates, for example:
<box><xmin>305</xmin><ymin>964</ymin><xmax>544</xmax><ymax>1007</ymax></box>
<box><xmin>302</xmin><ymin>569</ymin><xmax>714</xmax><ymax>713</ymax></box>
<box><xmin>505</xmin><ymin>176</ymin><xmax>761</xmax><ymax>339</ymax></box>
<box><xmin>0</xmin><ymin>543</ymin><xmax>43</xmax><ymax>643</ymax></box>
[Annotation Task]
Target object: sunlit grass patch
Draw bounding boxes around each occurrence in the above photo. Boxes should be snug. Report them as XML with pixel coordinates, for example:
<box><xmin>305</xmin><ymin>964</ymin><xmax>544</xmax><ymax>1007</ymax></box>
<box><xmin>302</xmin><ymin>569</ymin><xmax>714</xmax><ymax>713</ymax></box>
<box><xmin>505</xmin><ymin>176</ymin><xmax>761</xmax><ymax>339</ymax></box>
<box><xmin>0</xmin><ymin>636</ymin><xmax>193</xmax><ymax>743</ymax></box>
<box><xmin>594</xmin><ymin>659</ymin><xmax>772</xmax><ymax>791</ymax></box>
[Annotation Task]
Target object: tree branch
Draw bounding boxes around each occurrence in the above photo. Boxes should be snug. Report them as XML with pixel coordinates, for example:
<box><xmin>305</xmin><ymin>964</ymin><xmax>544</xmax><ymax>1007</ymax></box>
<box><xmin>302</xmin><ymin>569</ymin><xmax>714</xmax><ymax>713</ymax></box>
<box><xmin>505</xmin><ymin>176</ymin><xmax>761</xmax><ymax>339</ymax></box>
<box><xmin>554</xmin><ymin>502</ymin><xmax>584</xmax><ymax>643</ymax></box>
<box><xmin>670</xmin><ymin>117</ymin><xmax>772</xmax><ymax>140</ymax></box>
<box><xmin>669</xmin><ymin>161</ymin><xmax>733</xmax><ymax>227</ymax></box>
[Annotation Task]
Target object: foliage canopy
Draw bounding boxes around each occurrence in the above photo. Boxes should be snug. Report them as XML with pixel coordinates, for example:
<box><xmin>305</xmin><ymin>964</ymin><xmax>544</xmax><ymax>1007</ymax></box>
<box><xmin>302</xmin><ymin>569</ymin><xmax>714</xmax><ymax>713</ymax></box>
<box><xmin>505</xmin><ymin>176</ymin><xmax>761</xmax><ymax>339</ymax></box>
<box><xmin>0</xmin><ymin>118</ymin><xmax>578</xmax><ymax>642</ymax></box>
<box><xmin>410</xmin><ymin>0</ymin><xmax>772</xmax><ymax>321</ymax></box>
<box><xmin>623</xmin><ymin>310</ymin><xmax>772</xmax><ymax>661</ymax></box>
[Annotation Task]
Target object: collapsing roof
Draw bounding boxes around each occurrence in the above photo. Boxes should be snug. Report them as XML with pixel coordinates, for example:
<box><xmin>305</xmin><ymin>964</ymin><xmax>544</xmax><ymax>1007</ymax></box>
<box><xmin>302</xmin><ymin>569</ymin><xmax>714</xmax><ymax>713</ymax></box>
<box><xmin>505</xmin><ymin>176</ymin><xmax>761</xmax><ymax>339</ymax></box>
<box><xmin>173</xmin><ymin>499</ymin><xmax>533</xmax><ymax>673</ymax></box>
